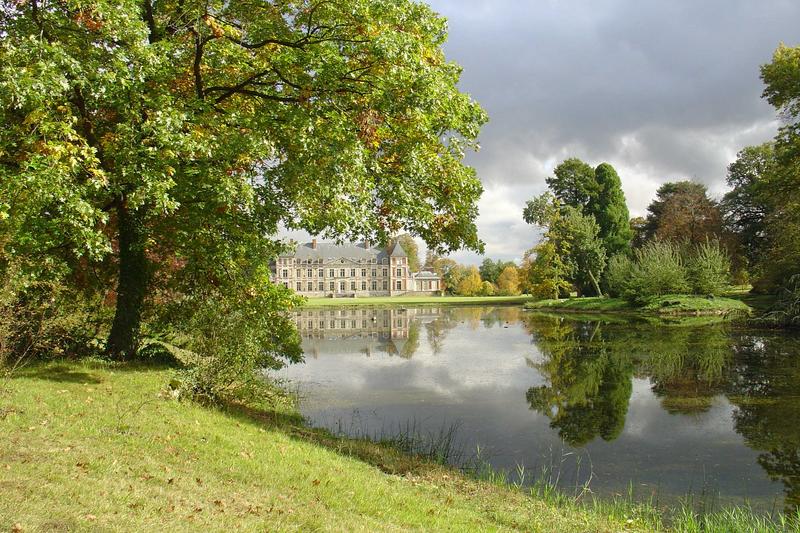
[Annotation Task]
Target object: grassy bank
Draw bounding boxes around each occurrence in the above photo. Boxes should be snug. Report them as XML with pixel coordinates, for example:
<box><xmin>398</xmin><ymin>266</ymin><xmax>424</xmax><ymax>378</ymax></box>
<box><xmin>304</xmin><ymin>294</ymin><xmax>533</xmax><ymax>308</ymax></box>
<box><xmin>1</xmin><ymin>361</ymin><xmax>793</xmax><ymax>532</ymax></box>
<box><xmin>524</xmin><ymin>295</ymin><xmax>752</xmax><ymax>317</ymax></box>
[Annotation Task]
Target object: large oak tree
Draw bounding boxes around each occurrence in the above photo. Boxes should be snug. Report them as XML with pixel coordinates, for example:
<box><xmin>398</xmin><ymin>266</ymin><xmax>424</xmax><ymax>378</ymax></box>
<box><xmin>0</xmin><ymin>0</ymin><xmax>487</xmax><ymax>359</ymax></box>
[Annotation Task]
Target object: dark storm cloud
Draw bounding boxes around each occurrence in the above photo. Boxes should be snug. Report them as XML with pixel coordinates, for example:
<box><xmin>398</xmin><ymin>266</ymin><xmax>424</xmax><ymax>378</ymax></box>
<box><xmin>419</xmin><ymin>0</ymin><xmax>800</xmax><ymax>263</ymax></box>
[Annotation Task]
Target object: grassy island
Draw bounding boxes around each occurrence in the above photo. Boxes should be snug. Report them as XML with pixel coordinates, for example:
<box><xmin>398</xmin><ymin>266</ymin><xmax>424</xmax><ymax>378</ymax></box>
<box><xmin>1</xmin><ymin>360</ymin><xmax>792</xmax><ymax>532</ymax></box>
<box><xmin>524</xmin><ymin>295</ymin><xmax>753</xmax><ymax>317</ymax></box>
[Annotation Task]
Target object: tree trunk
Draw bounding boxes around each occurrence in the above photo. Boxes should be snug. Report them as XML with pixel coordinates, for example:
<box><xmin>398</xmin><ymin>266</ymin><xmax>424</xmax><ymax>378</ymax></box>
<box><xmin>106</xmin><ymin>204</ymin><xmax>149</xmax><ymax>360</ymax></box>
<box><xmin>589</xmin><ymin>270</ymin><xmax>603</xmax><ymax>298</ymax></box>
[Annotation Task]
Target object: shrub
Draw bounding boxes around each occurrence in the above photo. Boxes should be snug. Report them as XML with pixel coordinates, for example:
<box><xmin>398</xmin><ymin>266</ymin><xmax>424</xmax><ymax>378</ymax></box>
<box><xmin>604</xmin><ymin>254</ymin><xmax>634</xmax><ymax>298</ymax></box>
<box><xmin>624</xmin><ymin>241</ymin><xmax>689</xmax><ymax>302</ymax></box>
<box><xmin>687</xmin><ymin>240</ymin><xmax>731</xmax><ymax>295</ymax></box>
<box><xmin>479</xmin><ymin>281</ymin><xmax>496</xmax><ymax>296</ymax></box>
<box><xmin>1</xmin><ymin>279</ymin><xmax>107</xmax><ymax>367</ymax></box>
<box><xmin>761</xmin><ymin>274</ymin><xmax>800</xmax><ymax>328</ymax></box>
<box><xmin>162</xmin><ymin>275</ymin><xmax>303</xmax><ymax>405</ymax></box>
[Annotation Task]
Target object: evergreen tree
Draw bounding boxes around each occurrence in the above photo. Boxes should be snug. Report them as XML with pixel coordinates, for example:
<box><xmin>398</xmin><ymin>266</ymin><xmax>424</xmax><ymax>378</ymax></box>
<box><xmin>588</xmin><ymin>163</ymin><xmax>633</xmax><ymax>257</ymax></box>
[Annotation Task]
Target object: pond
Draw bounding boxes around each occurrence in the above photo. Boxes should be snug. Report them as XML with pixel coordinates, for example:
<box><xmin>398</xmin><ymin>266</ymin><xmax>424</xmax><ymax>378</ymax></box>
<box><xmin>278</xmin><ymin>305</ymin><xmax>800</xmax><ymax>513</ymax></box>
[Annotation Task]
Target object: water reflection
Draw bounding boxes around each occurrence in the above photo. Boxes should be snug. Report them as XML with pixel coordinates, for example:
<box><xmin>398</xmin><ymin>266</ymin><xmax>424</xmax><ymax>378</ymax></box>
<box><xmin>287</xmin><ymin>306</ymin><xmax>800</xmax><ymax>512</ymax></box>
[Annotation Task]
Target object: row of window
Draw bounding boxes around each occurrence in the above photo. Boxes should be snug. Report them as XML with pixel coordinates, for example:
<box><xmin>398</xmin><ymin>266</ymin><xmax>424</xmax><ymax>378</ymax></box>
<box><xmin>280</xmin><ymin>268</ymin><xmax>406</xmax><ymax>279</ymax></box>
<box><xmin>298</xmin><ymin>319</ymin><xmax>393</xmax><ymax>329</ymax></box>
<box><xmin>284</xmin><ymin>280</ymin><xmax>405</xmax><ymax>291</ymax></box>
<box><xmin>277</xmin><ymin>258</ymin><xmax>392</xmax><ymax>266</ymax></box>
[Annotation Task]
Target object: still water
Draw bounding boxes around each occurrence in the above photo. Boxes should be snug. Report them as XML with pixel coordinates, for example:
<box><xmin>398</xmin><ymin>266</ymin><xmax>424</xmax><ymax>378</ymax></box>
<box><xmin>278</xmin><ymin>305</ymin><xmax>800</xmax><ymax>512</ymax></box>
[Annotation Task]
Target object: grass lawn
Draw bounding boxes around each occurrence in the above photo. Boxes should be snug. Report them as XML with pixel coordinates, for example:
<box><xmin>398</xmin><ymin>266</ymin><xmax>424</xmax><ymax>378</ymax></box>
<box><xmin>1</xmin><ymin>360</ymin><xmax>792</xmax><ymax>532</ymax></box>
<box><xmin>525</xmin><ymin>295</ymin><xmax>752</xmax><ymax>317</ymax></box>
<box><xmin>304</xmin><ymin>294</ymin><xmax>534</xmax><ymax>308</ymax></box>
<box><xmin>0</xmin><ymin>360</ymin><xmax>650</xmax><ymax>532</ymax></box>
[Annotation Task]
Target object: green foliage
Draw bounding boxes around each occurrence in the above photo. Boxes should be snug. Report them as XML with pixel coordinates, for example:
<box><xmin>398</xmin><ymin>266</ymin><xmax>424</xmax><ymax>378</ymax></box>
<box><xmin>0</xmin><ymin>0</ymin><xmax>487</xmax><ymax>367</ymax></box>
<box><xmin>753</xmin><ymin>44</ymin><xmax>800</xmax><ymax>294</ymax></box>
<box><xmin>587</xmin><ymin>163</ymin><xmax>633</xmax><ymax>257</ymax></box>
<box><xmin>761</xmin><ymin>275</ymin><xmax>800</xmax><ymax>328</ymax></box>
<box><xmin>686</xmin><ymin>240</ymin><xmax>732</xmax><ymax>296</ymax></box>
<box><xmin>721</xmin><ymin>144</ymin><xmax>775</xmax><ymax>269</ymax></box>
<box><xmin>165</xmin><ymin>272</ymin><xmax>303</xmax><ymax>404</ymax></box>
<box><xmin>624</xmin><ymin>241</ymin><xmax>689</xmax><ymax>303</ymax></box>
<box><xmin>560</xmin><ymin>207</ymin><xmax>606</xmax><ymax>296</ymax></box>
<box><xmin>522</xmin><ymin>241</ymin><xmax>572</xmax><ymax>300</ymax></box>
<box><xmin>478</xmin><ymin>258</ymin><xmax>515</xmax><ymax>284</ymax></box>
<box><xmin>523</xmin><ymin>195</ymin><xmax>605</xmax><ymax>297</ymax></box>
<box><xmin>604</xmin><ymin>255</ymin><xmax>634</xmax><ymax>298</ymax></box>
<box><xmin>545</xmin><ymin>158</ymin><xmax>598</xmax><ymax>208</ymax></box>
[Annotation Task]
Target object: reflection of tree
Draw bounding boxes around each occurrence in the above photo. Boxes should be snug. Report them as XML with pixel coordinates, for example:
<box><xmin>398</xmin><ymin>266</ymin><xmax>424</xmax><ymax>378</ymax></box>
<box><xmin>525</xmin><ymin>315</ymin><xmax>800</xmax><ymax>513</ymax></box>
<box><xmin>636</xmin><ymin>326</ymin><xmax>732</xmax><ymax>415</ymax></box>
<box><xmin>524</xmin><ymin>316</ymin><xmax>634</xmax><ymax>447</ymax></box>
<box><xmin>726</xmin><ymin>334</ymin><xmax>800</xmax><ymax>514</ymax></box>
<box><xmin>425</xmin><ymin>314</ymin><xmax>458</xmax><ymax>355</ymax></box>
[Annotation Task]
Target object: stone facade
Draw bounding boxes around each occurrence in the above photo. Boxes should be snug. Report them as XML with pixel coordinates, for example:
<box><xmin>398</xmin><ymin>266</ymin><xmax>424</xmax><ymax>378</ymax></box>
<box><xmin>273</xmin><ymin>240</ymin><xmax>442</xmax><ymax>297</ymax></box>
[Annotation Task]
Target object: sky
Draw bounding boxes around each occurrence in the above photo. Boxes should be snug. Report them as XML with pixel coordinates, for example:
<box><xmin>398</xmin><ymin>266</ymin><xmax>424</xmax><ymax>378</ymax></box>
<box><xmin>284</xmin><ymin>0</ymin><xmax>800</xmax><ymax>265</ymax></box>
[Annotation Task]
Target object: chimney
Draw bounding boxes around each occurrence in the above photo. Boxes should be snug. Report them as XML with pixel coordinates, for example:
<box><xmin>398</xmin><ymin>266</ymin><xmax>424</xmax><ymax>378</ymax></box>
<box><xmin>311</xmin><ymin>238</ymin><xmax>317</xmax><ymax>250</ymax></box>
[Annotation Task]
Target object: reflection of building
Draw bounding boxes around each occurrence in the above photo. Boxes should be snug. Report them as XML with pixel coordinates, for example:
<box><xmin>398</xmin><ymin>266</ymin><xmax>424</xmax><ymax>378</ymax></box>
<box><xmin>273</xmin><ymin>240</ymin><xmax>441</xmax><ymax>297</ymax></box>
<box><xmin>294</xmin><ymin>307</ymin><xmax>440</xmax><ymax>358</ymax></box>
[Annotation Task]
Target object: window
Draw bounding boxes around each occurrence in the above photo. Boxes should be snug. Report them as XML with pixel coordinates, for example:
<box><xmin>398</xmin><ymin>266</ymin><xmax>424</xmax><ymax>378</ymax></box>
<box><xmin>339</xmin><ymin>281</ymin><xmax>345</xmax><ymax>291</ymax></box>
<box><xmin>318</xmin><ymin>282</ymin><xmax>324</xmax><ymax>291</ymax></box>
<box><xmin>350</xmin><ymin>281</ymin><xmax>356</xmax><ymax>290</ymax></box>
<box><xmin>383</xmin><ymin>281</ymin><xmax>388</xmax><ymax>290</ymax></box>
<box><xmin>282</xmin><ymin>269</ymin><xmax>288</xmax><ymax>278</ymax></box>
<box><xmin>396</xmin><ymin>268</ymin><xmax>402</xmax><ymax>277</ymax></box>
<box><xmin>339</xmin><ymin>269</ymin><xmax>345</xmax><ymax>277</ymax></box>
<box><xmin>296</xmin><ymin>269</ymin><xmax>302</xmax><ymax>278</ymax></box>
<box><xmin>362</xmin><ymin>320</ymin><xmax>367</xmax><ymax>328</ymax></box>
<box><xmin>361</xmin><ymin>281</ymin><xmax>367</xmax><ymax>290</ymax></box>
<box><xmin>350</xmin><ymin>269</ymin><xmax>356</xmax><ymax>277</ymax></box>
<box><xmin>283</xmin><ymin>282</ymin><xmax>289</xmax><ymax>288</ymax></box>
<box><xmin>382</xmin><ymin>258</ymin><xmax>388</xmax><ymax>264</ymax></box>
<box><xmin>396</xmin><ymin>281</ymin><xmax>402</xmax><ymax>290</ymax></box>
<box><xmin>307</xmin><ymin>282</ymin><xmax>313</xmax><ymax>291</ymax></box>
<box><xmin>371</xmin><ymin>269</ymin><xmax>377</xmax><ymax>277</ymax></box>
<box><xmin>307</xmin><ymin>269</ymin><xmax>313</xmax><ymax>278</ymax></box>
<box><xmin>329</xmin><ymin>269</ymin><xmax>335</xmax><ymax>278</ymax></box>
<box><xmin>319</xmin><ymin>269</ymin><xmax>324</xmax><ymax>277</ymax></box>
<box><xmin>382</xmin><ymin>268</ymin><xmax>388</xmax><ymax>277</ymax></box>
<box><xmin>371</xmin><ymin>281</ymin><xmax>377</xmax><ymax>290</ymax></box>
<box><xmin>296</xmin><ymin>282</ymin><xmax>301</xmax><ymax>291</ymax></box>
<box><xmin>361</xmin><ymin>269</ymin><xmax>367</xmax><ymax>277</ymax></box>
<box><xmin>329</xmin><ymin>282</ymin><xmax>335</xmax><ymax>291</ymax></box>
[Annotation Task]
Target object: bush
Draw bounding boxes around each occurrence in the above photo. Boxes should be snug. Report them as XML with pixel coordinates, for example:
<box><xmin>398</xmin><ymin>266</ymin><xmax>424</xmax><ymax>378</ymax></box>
<box><xmin>479</xmin><ymin>281</ymin><xmax>496</xmax><ymax>296</ymax></box>
<box><xmin>624</xmin><ymin>241</ymin><xmax>689</xmax><ymax>303</ymax></box>
<box><xmin>604</xmin><ymin>254</ymin><xmax>634</xmax><ymax>298</ymax></box>
<box><xmin>761</xmin><ymin>274</ymin><xmax>800</xmax><ymax>328</ymax></box>
<box><xmin>159</xmin><ymin>274</ymin><xmax>303</xmax><ymax>405</ymax></box>
<box><xmin>687</xmin><ymin>240</ymin><xmax>731</xmax><ymax>295</ymax></box>
<box><xmin>1</xmin><ymin>279</ymin><xmax>107</xmax><ymax>367</ymax></box>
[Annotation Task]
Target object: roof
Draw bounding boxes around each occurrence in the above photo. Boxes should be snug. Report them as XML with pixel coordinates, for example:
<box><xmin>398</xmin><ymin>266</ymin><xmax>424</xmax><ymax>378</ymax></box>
<box><xmin>414</xmin><ymin>270</ymin><xmax>440</xmax><ymax>280</ymax></box>
<box><xmin>388</xmin><ymin>241</ymin><xmax>407</xmax><ymax>257</ymax></box>
<box><xmin>281</xmin><ymin>242</ymin><xmax>388</xmax><ymax>261</ymax></box>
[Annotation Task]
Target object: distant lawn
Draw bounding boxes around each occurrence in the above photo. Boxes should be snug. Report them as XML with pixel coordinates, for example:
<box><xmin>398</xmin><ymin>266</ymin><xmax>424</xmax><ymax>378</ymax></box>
<box><xmin>304</xmin><ymin>295</ymin><xmax>534</xmax><ymax>308</ymax></box>
<box><xmin>525</xmin><ymin>295</ymin><xmax>752</xmax><ymax>317</ymax></box>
